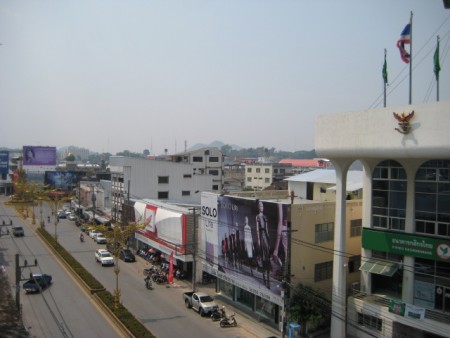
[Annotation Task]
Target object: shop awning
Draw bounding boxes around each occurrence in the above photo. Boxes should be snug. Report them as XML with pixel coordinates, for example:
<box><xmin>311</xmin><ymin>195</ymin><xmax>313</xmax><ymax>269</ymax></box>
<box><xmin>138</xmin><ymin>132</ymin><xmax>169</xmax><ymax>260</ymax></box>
<box><xmin>359</xmin><ymin>260</ymin><xmax>399</xmax><ymax>277</ymax></box>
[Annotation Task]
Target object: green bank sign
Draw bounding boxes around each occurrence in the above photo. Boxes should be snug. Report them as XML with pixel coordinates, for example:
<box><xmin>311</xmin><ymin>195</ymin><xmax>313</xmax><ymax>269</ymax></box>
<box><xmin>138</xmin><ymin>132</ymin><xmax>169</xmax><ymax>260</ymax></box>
<box><xmin>362</xmin><ymin>229</ymin><xmax>450</xmax><ymax>262</ymax></box>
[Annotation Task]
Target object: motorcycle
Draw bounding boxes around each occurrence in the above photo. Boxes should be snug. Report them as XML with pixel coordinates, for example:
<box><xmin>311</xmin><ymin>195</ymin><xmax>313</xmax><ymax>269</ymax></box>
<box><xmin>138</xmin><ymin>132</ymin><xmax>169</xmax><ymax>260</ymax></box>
<box><xmin>219</xmin><ymin>313</ymin><xmax>237</xmax><ymax>328</ymax></box>
<box><xmin>211</xmin><ymin>307</ymin><xmax>226</xmax><ymax>321</ymax></box>
<box><xmin>144</xmin><ymin>276</ymin><xmax>153</xmax><ymax>290</ymax></box>
<box><xmin>80</xmin><ymin>234</ymin><xmax>84</xmax><ymax>243</ymax></box>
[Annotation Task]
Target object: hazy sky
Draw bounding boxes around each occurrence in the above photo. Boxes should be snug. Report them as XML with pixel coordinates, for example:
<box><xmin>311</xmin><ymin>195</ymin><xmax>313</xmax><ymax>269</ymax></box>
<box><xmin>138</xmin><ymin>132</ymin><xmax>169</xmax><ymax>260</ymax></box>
<box><xmin>1</xmin><ymin>1</ymin><xmax>449</xmax><ymax>155</ymax></box>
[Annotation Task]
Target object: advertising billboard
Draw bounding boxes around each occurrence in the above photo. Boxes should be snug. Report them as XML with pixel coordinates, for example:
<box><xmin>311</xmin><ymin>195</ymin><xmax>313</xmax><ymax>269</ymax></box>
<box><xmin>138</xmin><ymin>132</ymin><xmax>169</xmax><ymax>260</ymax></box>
<box><xmin>0</xmin><ymin>151</ymin><xmax>9</xmax><ymax>175</ymax></box>
<box><xmin>23</xmin><ymin>146</ymin><xmax>57</xmax><ymax>166</ymax></box>
<box><xmin>44</xmin><ymin>171</ymin><xmax>86</xmax><ymax>190</ymax></box>
<box><xmin>201</xmin><ymin>193</ymin><xmax>289</xmax><ymax>305</ymax></box>
<box><xmin>134</xmin><ymin>201</ymin><xmax>187</xmax><ymax>255</ymax></box>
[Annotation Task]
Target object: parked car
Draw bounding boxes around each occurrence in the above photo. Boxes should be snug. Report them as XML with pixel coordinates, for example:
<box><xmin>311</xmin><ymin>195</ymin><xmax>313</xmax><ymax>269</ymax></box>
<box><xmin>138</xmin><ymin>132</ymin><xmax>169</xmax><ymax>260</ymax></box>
<box><xmin>183</xmin><ymin>291</ymin><xmax>219</xmax><ymax>317</ymax></box>
<box><xmin>89</xmin><ymin>229</ymin><xmax>99</xmax><ymax>239</ymax></box>
<box><xmin>95</xmin><ymin>233</ymin><xmax>107</xmax><ymax>244</ymax></box>
<box><xmin>12</xmin><ymin>226</ymin><xmax>24</xmax><ymax>237</ymax></box>
<box><xmin>23</xmin><ymin>274</ymin><xmax>52</xmax><ymax>293</ymax></box>
<box><xmin>57</xmin><ymin>212</ymin><xmax>66</xmax><ymax>219</ymax></box>
<box><xmin>95</xmin><ymin>249</ymin><xmax>114</xmax><ymax>266</ymax></box>
<box><xmin>119</xmin><ymin>249</ymin><xmax>136</xmax><ymax>262</ymax></box>
<box><xmin>68</xmin><ymin>213</ymin><xmax>77</xmax><ymax>221</ymax></box>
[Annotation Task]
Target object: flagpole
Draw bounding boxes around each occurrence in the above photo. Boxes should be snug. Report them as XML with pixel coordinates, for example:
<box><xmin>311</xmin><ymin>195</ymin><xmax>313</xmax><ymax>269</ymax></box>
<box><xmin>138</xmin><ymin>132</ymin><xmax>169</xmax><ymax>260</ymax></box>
<box><xmin>383</xmin><ymin>49</ymin><xmax>387</xmax><ymax>107</ymax></box>
<box><xmin>409</xmin><ymin>11</ymin><xmax>413</xmax><ymax>105</ymax></box>
<box><xmin>436</xmin><ymin>35</ymin><xmax>440</xmax><ymax>102</ymax></box>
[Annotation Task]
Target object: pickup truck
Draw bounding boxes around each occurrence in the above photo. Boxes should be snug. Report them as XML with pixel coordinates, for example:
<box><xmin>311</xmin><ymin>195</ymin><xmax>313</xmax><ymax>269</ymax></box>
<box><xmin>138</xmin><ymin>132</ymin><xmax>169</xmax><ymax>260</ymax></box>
<box><xmin>95</xmin><ymin>249</ymin><xmax>114</xmax><ymax>266</ymax></box>
<box><xmin>183</xmin><ymin>291</ymin><xmax>219</xmax><ymax>317</ymax></box>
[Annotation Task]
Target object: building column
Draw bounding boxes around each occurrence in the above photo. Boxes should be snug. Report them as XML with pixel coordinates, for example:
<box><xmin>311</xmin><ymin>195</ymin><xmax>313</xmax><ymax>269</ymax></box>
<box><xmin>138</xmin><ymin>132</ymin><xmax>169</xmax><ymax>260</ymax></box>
<box><xmin>330</xmin><ymin>161</ymin><xmax>351</xmax><ymax>337</ymax></box>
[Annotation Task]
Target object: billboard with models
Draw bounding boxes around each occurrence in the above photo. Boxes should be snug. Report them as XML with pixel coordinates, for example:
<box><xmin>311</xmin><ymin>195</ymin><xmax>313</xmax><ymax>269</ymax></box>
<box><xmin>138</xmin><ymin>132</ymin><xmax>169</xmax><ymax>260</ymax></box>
<box><xmin>201</xmin><ymin>192</ymin><xmax>289</xmax><ymax>305</ymax></box>
<box><xmin>23</xmin><ymin>146</ymin><xmax>57</xmax><ymax>166</ymax></box>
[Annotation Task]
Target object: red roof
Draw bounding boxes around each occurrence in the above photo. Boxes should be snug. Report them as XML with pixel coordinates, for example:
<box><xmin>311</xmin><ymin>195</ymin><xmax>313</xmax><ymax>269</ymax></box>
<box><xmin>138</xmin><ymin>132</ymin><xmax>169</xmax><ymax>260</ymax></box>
<box><xmin>279</xmin><ymin>159</ymin><xmax>330</xmax><ymax>167</ymax></box>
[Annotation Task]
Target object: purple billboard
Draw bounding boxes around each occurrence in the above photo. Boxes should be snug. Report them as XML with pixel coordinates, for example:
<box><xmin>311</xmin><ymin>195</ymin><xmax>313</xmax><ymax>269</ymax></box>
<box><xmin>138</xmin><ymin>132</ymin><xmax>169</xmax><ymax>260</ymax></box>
<box><xmin>0</xmin><ymin>151</ymin><xmax>9</xmax><ymax>174</ymax></box>
<box><xmin>23</xmin><ymin>146</ymin><xmax>57</xmax><ymax>166</ymax></box>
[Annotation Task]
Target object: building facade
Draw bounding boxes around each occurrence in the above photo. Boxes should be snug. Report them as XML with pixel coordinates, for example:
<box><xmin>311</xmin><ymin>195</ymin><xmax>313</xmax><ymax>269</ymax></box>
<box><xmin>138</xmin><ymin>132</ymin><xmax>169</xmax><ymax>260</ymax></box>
<box><xmin>244</xmin><ymin>163</ymin><xmax>293</xmax><ymax>191</ymax></box>
<box><xmin>198</xmin><ymin>191</ymin><xmax>362</xmax><ymax>334</ymax></box>
<box><xmin>316</xmin><ymin>101</ymin><xmax>450</xmax><ymax>338</ymax></box>
<box><xmin>109</xmin><ymin>147</ymin><xmax>223</xmax><ymax>224</ymax></box>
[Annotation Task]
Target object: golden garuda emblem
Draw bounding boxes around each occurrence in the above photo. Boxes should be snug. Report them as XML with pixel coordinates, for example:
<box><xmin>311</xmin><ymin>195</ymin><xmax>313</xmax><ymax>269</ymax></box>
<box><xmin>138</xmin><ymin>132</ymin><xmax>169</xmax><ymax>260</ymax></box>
<box><xmin>393</xmin><ymin>111</ymin><xmax>414</xmax><ymax>134</ymax></box>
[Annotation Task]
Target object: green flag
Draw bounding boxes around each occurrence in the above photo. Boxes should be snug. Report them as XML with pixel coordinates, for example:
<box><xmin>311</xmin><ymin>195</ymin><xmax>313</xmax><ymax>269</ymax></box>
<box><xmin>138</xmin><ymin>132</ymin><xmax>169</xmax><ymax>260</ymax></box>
<box><xmin>382</xmin><ymin>54</ymin><xmax>388</xmax><ymax>84</ymax></box>
<box><xmin>434</xmin><ymin>39</ymin><xmax>441</xmax><ymax>81</ymax></box>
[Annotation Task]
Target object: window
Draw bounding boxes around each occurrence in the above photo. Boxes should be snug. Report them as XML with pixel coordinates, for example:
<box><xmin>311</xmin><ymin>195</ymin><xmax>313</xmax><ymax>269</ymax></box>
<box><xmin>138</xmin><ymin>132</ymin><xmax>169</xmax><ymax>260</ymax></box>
<box><xmin>247</xmin><ymin>168</ymin><xmax>252</xmax><ymax>173</ymax></box>
<box><xmin>193</xmin><ymin>156</ymin><xmax>203</xmax><ymax>162</ymax></box>
<box><xmin>315</xmin><ymin>223</ymin><xmax>334</xmax><ymax>243</ymax></box>
<box><xmin>274</xmin><ymin>169</ymin><xmax>279</xmax><ymax>174</ymax></box>
<box><xmin>320</xmin><ymin>187</ymin><xmax>327</xmax><ymax>193</ymax></box>
<box><xmin>209</xmin><ymin>169</ymin><xmax>219</xmax><ymax>176</ymax></box>
<box><xmin>265</xmin><ymin>178</ymin><xmax>270</xmax><ymax>183</ymax></box>
<box><xmin>183</xmin><ymin>174</ymin><xmax>192</xmax><ymax>178</ymax></box>
<box><xmin>212</xmin><ymin>185</ymin><xmax>219</xmax><ymax>191</ymax></box>
<box><xmin>280</xmin><ymin>169</ymin><xmax>285</xmax><ymax>174</ymax></box>
<box><xmin>247</xmin><ymin>177</ymin><xmax>252</xmax><ymax>182</ymax></box>
<box><xmin>209</xmin><ymin>156</ymin><xmax>219</xmax><ymax>162</ymax></box>
<box><xmin>348</xmin><ymin>256</ymin><xmax>361</xmax><ymax>273</ymax></box>
<box><xmin>314</xmin><ymin>261</ymin><xmax>333</xmax><ymax>282</ymax></box>
<box><xmin>182</xmin><ymin>191</ymin><xmax>190</xmax><ymax>196</ymax></box>
<box><xmin>256</xmin><ymin>168</ymin><xmax>261</xmax><ymax>173</ymax></box>
<box><xmin>415</xmin><ymin>160</ymin><xmax>450</xmax><ymax>239</ymax></box>
<box><xmin>372</xmin><ymin>160</ymin><xmax>407</xmax><ymax>231</ymax></box>
<box><xmin>265</xmin><ymin>168</ymin><xmax>270</xmax><ymax>173</ymax></box>
<box><xmin>358</xmin><ymin>313</ymin><xmax>382</xmax><ymax>331</ymax></box>
<box><xmin>158</xmin><ymin>191</ymin><xmax>169</xmax><ymax>199</ymax></box>
<box><xmin>158</xmin><ymin>176</ymin><xmax>169</xmax><ymax>184</ymax></box>
<box><xmin>350</xmin><ymin>219</ymin><xmax>362</xmax><ymax>237</ymax></box>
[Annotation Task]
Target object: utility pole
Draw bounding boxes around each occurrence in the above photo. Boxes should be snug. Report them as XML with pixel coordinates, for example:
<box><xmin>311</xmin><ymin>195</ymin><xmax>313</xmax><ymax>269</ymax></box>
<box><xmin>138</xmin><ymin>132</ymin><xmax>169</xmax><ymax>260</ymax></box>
<box><xmin>190</xmin><ymin>208</ymin><xmax>197</xmax><ymax>292</ymax></box>
<box><xmin>15</xmin><ymin>254</ymin><xmax>38</xmax><ymax>314</ymax></box>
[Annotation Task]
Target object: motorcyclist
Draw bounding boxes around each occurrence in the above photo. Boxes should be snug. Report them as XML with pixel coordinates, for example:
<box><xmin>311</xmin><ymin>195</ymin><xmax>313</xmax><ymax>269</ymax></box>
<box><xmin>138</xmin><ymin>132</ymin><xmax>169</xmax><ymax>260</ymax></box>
<box><xmin>80</xmin><ymin>233</ymin><xmax>84</xmax><ymax>242</ymax></box>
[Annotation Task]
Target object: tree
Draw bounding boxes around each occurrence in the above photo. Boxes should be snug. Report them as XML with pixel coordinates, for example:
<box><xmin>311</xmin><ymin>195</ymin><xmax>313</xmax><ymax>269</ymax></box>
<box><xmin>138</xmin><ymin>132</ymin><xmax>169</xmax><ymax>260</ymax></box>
<box><xmin>288</xmin><ymin>283</ymin><xmax>331</xmax><ymax>335</ymax></box>
<box><xmin>87</xmin><ymin>221</ymin><xmax>144</xmax><ymax>309</ymax></box>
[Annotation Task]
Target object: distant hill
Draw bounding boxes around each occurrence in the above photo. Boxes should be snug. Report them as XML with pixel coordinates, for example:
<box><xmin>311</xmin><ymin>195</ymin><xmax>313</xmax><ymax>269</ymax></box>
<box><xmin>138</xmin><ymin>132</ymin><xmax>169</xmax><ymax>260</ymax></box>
<box><xmin>188</xmin><ymin>141</ymin><xmax>242</xmax><ymax>151</ymax></box>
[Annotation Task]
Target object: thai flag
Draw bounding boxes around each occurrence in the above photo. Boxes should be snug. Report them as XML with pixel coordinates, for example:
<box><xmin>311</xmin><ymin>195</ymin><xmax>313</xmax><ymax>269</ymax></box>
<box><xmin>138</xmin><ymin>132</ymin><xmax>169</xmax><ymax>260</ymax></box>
<box><xmin>397</xmin><ymin>23</ymin><xmax>411</xmax><ymax>63</ymax></box>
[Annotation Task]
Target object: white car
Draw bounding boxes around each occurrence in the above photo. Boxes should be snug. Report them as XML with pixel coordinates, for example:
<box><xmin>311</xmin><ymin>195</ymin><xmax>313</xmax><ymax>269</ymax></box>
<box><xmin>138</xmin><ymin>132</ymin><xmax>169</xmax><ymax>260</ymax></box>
<box><xmin>95</xmin><ymin>249</ymin><xmax>114</xmax><ymax>266</ymax></box>
<box><xmin>94</xmin><ymin>233</ymin><xmax>107</xmax><ymax>244</ymax></box>
<box><xmin>89</xmin><ymin>229</ymin><xmax>99</xmax><ymax>239</ymax></box>
<box><xmin>68</xmin><ymin>213</ymin><xmax>77</xmax><ymax>221</ymax></box>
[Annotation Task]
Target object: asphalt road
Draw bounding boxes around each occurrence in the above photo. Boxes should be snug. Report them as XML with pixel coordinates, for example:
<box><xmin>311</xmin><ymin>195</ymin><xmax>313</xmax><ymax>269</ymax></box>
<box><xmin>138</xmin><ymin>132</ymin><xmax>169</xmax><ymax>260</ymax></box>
<box><xmin>2</xmin><ymin>198</ymin><xmax>278</xmax><ymax>338</ymax></box>
<box><xmin>57</xmin><ymin>214</ymin><xmax>256</xmax><ymax>338</ymax></box>
<box><xmin>0</xmin><ymin>197</ymin><xmax>121</xmax><ymax>338</ymax></box>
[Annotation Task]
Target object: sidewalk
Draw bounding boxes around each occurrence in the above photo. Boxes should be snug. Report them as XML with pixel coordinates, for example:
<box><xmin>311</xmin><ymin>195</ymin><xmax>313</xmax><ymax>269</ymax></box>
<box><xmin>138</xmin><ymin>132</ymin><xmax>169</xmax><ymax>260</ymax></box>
<box><xmin>137</xmin><ymin>256</ymin><xmax>282</xmax><ymax>338</ymax></box>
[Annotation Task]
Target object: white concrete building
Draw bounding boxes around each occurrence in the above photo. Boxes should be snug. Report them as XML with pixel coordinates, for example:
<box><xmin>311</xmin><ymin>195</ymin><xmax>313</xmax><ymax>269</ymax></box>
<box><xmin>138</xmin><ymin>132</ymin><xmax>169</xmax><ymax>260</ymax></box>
<box><xmin>315</xmin><ymin>101</ymin><xmax>450</xmax><ymax>338</ymax></box>
<box><xmin>109</xmin><ymin>147</ymin><xmax>223</xmax><ymax>223</ymax></box>
<box><xmin>244</xmin><ymin>162</ymin><xmax>293</xmax><ymax>191</ymax></box>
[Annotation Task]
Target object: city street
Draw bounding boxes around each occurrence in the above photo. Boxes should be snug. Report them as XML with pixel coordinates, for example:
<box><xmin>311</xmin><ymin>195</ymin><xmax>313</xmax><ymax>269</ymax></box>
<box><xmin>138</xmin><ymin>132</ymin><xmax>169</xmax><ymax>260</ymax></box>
<box><xmin>1</xmin><ymin>196</ymin><xmax>281</xmax><ymax>338</ymax></box>
<box><xmin>0</xmin><ymin>196</ymin><xmax>121</xmax><ymax>338</ymax></box>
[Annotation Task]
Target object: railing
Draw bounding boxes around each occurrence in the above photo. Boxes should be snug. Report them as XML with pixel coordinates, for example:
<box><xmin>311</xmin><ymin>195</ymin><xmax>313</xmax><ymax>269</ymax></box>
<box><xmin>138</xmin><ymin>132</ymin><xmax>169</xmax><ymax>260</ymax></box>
<box><xmin>350</xmin><ymin>286</ymin><xmax>450</xmax><ymax>324</ymax></box>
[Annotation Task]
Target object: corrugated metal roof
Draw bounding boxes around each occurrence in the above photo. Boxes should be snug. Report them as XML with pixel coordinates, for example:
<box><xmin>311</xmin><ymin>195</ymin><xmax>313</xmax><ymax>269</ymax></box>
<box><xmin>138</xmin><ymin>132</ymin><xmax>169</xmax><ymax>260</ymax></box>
<box><xmin>285</xmin><ymin>169</ymin><xmax>363</xmax><ymax>185</ymax></box>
